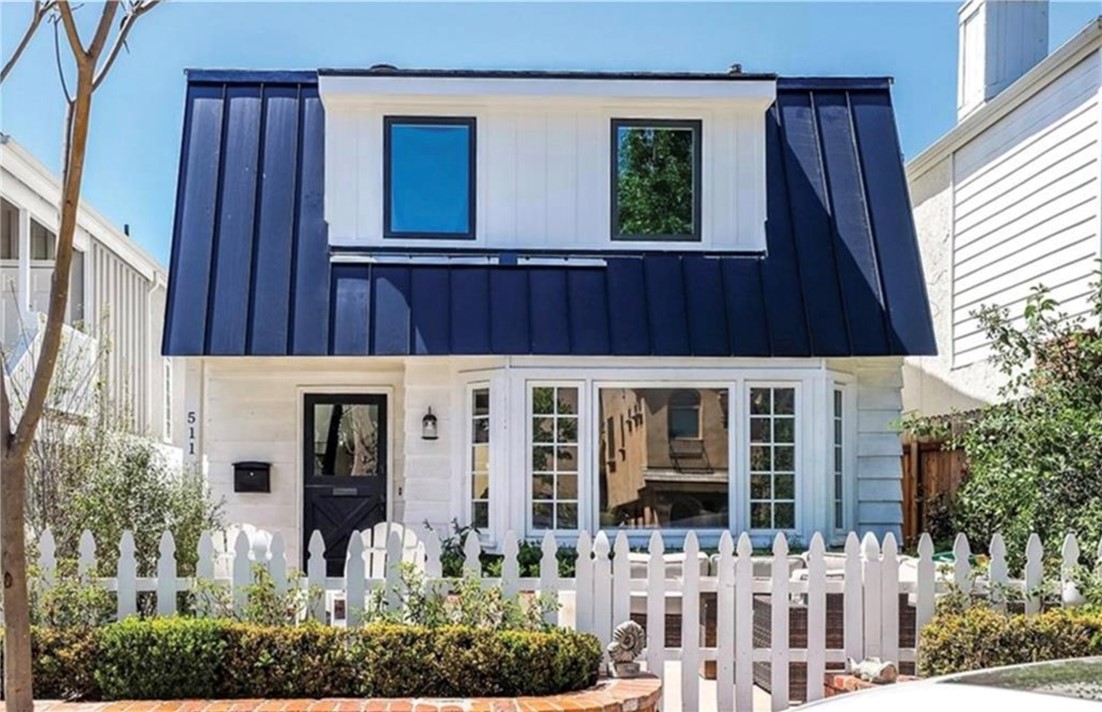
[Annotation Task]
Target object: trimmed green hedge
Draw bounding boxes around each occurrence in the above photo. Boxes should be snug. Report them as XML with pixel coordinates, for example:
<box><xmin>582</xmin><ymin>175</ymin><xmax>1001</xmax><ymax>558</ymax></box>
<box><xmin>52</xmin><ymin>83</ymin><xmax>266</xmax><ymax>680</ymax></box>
<box><xmin>919</xmin><ymin>606</ymin><xmax>1102</xmax><ymax>678</ymax></box>
<box><xmin>27</xmin><ymin>618</ymin><xmax>602</xmax><ymax>700</ymax></box>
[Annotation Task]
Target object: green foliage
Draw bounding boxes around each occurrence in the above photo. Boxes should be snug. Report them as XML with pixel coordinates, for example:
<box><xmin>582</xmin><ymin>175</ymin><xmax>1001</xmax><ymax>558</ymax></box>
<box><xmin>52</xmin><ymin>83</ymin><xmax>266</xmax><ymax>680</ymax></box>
<box><xmin>28</xmin><ymin>619</ymin><xmax>602</xmax><ymax>700</ymax></box>
<box><xmin>428</xmin><ymin>520</ymin><xmax>578</xmax><ymax>578</ymax></box>
<box><xmin>191</xmin><ymin>564</ymin><xmax>321</xmax><ymax>625</ymax></box>
<box><xmin>923</xmin><ymin>280</ymin><xmax>1102</xmax><ymax>568</ymax></box>
<box><xmin>29</xmin><ymin>562</ymin><xmax>115</xmax><ymax>629</ymax></box>
<box><xmin>94</xmin><ymin>617</ymin><xmax>226</xmax><ymax>700</ymax></box>
<box><xmin>918</xmin><ymin>604</ymin><xmax>1102</xmax><ymax>678</ymax></box>
<box><xmin>615</xmin><ymin>124</ymin><xmax>695</xmax><ymax>236</ymax></box>
<box><xmin>360</xmin><ymin>564</ymin><xmax>558</xmax><ymax>631</ymax></box>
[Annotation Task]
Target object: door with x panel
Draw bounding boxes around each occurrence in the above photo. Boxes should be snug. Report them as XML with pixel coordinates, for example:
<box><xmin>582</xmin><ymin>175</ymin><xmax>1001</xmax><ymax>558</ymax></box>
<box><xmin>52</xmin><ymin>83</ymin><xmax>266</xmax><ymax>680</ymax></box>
<box><xmin>303</xmin><ymin>394</ymin><xmax>388</xmax><ymax>576</ymax></box>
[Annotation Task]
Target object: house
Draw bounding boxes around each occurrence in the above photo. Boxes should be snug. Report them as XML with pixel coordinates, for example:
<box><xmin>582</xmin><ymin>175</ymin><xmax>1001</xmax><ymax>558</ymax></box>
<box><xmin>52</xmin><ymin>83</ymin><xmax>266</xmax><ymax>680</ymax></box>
<box><xmin>1</xmin><ymin>134</ymin><xmax>175</xmax><ymax>441</ymax></box>
<box><xmin>904</xmin><ymin>1</ymin><xmax>1102</xmax><ymax>416</ymax></box>
<box><xmin>163</xmin><ymin>66</ymin><xmax>935</xmax><ymax>571</ymax></box>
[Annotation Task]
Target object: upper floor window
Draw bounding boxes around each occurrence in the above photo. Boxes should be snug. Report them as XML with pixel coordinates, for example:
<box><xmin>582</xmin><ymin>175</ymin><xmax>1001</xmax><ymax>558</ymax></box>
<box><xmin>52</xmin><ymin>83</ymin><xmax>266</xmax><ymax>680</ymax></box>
<box><xmin>668</xmin><ymin>389</ymin><xmax>701</xmax><ymax>440</ymax></box>
<box><xmin>611</xmin><ymin>119</ymin><xmax>701</xmax><ymax>242</ymax></box>
<box><xmin>1</xmin><ymin>198</ymin><xmax>18</xmax><ymax>259</ymax></box>
<box><xmin>30</xmin><ymin>219</ymin><xmax>56</xmax><ymax>260</ymax></box>
<box><xmin>384</xmin><ymin>116</ymin><xmax>476</xmax><ymax>239</ymax></box>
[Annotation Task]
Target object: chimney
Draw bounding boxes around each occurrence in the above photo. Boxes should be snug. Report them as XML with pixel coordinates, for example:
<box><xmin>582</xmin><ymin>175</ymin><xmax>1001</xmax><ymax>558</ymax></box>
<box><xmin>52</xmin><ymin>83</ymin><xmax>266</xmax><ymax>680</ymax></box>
<box><xmin>957</xmin><ymin>0</ymin><xmax>1049</xmax><ymax>120</ymax></box>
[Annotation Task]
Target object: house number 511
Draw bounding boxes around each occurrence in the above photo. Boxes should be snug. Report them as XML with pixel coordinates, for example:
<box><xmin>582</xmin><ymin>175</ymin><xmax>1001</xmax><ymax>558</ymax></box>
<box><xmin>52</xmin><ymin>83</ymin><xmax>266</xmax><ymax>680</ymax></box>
<box><xmin>187</xmin><ymin>410</ymin><xmax>198</xmax><ymax>456</ymax></box>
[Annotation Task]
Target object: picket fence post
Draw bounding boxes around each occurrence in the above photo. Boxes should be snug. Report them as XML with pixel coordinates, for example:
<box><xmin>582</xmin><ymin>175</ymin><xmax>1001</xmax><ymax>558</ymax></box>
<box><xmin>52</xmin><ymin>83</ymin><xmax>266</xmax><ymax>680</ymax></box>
<box><xmin>715</xmin><ymin>531</ymin><xmax>735</xmax><ymax>712</ymax></box>
<box><xmin>156</xmin><ymin>531</ymin><xmax>177</xmax><ymax>617</ymax></box>
<box><xmin>463</xmin><ymin>530</ymin><xmax>481</xmax><ymax>579</ymax></box>
<box><xmin>645</xmin><ymin>531</ymin><xmax>664</xmax><ymax>682</ymax></box>
<box><xmin>422</xmin><ymin>527</ymin><xmax>442</xmax><ymax>579</ymax></box>
<box><xmin>1061</xmin><ymin>533</ymin><xmax>1081</xmax><ymax>607</ymax></box>
<box><xmin>681</xmin><ymin>532</ymin><xmax>700</xmax><ymax>712</ymax></box>
<box><xmin>270</xmin><ymin>533</ymin><xmax>288</xmax><ymax>595</ymax></box>
<box><xmin>232</xmin><ymin>530</ymin><xmax>251</xmax><ymax>612</ymax></box>
<box><xmin>880</xmin><ymin>533</ymin><xmax>900</xmax><ymax>665</ymax></box>
<box><xmin>385</xmin><ymin>529</ymin><xmax>403</xmax><ymax>612</ymax></box>
<box><xmin>734</xmin><ymin>533</ymin><xmax>753</xmax><ymax>712</ymax></box>
<box><xmin>1024</xmin><ymin>533</ymin><xmax>1043</xmax><ymax>615</ymax></box>
<box><xmin>502</xmin><ymin>531</ymin><xmax>520</xmax><ymax>599</ymax></box>
<box><xmin>952</xmin><ymin>533</ymin><xmax>971</xmax><ymax>595</ymax></box>
<box><xmin>306</xmin><ymin>530</ymin><xmax>326</xmax><ymax>622</ymax></box>
<box><xmin>612</xmin><ymin>532</ymin><xmax>631</xmax><ymax>628</ymax></box>
<box><xmin>117</xmin><ymin>530</ymin><xmax>138</xmax><ymax>620</ymax></box>
<box><xmin>193</xmin><ymin>531</ymin><xmax>214</xmax><ymax>618</ymax></box>
<box><xmin>575</xmin><ymin>531</ymin><xmax>593</xmax><ymax>635</ymax></box>
<box><xmin>77</xmin><ymin>529</ymin><xmax>96</xmax><ymax>581</ymax></box>
<box><xmin>539</xmin><ymin>532</ymin><xmax>559</xmax><ymax>626</ymax></box>
<box><xmin>38</xmin><ymin>528</ymin><xmax>56</xmax><ymax>590</ymax></box>
<box><xmin>915</xmin><ymin>534</ymin><xmax>935</xmax><ymax>636</ymax></box>
<box><xmin>345</xmin><ymin>532</ymin><xmax>366</xmax><ymax>626</ymax></box>
<box><xmin>843</xmin><ymin>532</ymin><xmax>862</xmax><ymax>662</ymax></box>
<box><xmin>770</xmin><ymin>533</ymin><xmax>790</xmax><ymax>712</ymax></box>
<box><xmin>861</xmin><ymin>533</ymin><xmax>881</xmax><ymax>660</ymax></box>
<box><xmin>593</xmin><ymin>532</ymin><xmax>612</xmax><ymax>645</ymax></box>
<box><xmin>805</xmin><ymin>533</ymin><xmax>826</xmax><ymax>703</ymax></box>
<box><xmin>988</xmin><ymin>534</ymin><xmax>1008</xmax><ymax>611</ymax></box>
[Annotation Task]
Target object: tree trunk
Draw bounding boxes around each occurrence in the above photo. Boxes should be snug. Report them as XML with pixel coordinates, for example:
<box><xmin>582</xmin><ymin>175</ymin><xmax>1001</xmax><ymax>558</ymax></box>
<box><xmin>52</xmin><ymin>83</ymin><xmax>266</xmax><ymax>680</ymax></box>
<box><xmin>2</xmin><ymin>62</ymin><xmax>94</xmax><ymax>712</ymax></box>
<box><xmin>1</xmin><ymin>454</ymin><xmax>32</xmax><ymax>709</ymax></box>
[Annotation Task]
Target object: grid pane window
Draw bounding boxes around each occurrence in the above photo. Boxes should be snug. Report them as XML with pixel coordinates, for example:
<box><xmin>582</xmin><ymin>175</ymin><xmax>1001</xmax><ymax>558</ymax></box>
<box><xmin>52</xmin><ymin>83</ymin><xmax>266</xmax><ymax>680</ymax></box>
<box><xmin>833</xmin><ymin>389</ymin><xmax>844</xmax><ymax>532</ymax></box>
<box><xmin>749</xmin><ymin>387</ymin><xmax>797</xmax><ymax>530</ymax></box>
<box><xmin>470</xmin><ymin>387</ymin><xmax>491</xmax><ymax>529</ymax></box>
<box><xmin>530</xmin><ymin>385</ymin><xmax>579</xmax><ymax>530</ymax></box>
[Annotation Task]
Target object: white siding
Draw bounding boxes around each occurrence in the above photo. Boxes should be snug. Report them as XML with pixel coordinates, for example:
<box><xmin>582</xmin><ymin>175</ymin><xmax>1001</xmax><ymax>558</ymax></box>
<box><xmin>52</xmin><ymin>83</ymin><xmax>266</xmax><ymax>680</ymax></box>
<box><xmin>950</xmin><ymin>51</ymin><xmax>1101</xmax><ymax>368</ymax></box>
<box><xmin>322</xmin><ymin>98</ymin><xmax>768</xmax><ymax>253</ymax></box>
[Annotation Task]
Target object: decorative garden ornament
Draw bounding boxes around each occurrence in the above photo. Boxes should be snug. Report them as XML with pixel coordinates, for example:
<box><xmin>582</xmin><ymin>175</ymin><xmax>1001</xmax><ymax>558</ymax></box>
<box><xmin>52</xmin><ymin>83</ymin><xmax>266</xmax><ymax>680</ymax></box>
<box><xmin>607</xmin><ymin>620</ymin><xmax>646</xmax><ymax>678</ymax></box>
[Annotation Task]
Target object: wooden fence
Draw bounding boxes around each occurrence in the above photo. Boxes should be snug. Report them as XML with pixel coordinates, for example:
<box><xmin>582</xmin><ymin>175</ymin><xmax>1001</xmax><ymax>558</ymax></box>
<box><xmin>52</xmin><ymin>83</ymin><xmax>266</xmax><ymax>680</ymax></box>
<box><xmin>31</xmin><ymin>526</ymin><xmax>1102</xmax><ymax>712</ymax></box>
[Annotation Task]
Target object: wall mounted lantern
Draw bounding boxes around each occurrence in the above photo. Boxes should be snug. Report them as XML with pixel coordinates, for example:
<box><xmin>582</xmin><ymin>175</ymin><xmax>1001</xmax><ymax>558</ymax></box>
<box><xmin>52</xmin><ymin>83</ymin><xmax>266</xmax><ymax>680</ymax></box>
<box><xmin>422</xmin><ymin>407</ymin><xmax>439</xmax><ymax>440</ymax></box>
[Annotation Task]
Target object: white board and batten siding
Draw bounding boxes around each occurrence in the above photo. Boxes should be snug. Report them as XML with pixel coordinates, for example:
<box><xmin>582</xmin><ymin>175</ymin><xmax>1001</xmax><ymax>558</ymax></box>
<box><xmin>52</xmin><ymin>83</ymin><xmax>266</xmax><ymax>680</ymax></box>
<box><xmin>952</xmin><ymin>50</ymin><xmax>1102</xmax><ymax>368</ymax></box>
<box><xmin>318</xmin><ymin>76</ymin><xmax>774</xmax><ymax>253</ymax></box>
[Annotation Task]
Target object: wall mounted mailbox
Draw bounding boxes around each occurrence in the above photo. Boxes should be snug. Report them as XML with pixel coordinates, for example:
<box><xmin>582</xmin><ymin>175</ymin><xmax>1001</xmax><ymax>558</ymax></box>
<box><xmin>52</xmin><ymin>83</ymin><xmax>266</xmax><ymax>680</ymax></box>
<box><xmin>233</xmin><ymin>461</ymin><xmax>271</xmax><ymax>493</ymax></box>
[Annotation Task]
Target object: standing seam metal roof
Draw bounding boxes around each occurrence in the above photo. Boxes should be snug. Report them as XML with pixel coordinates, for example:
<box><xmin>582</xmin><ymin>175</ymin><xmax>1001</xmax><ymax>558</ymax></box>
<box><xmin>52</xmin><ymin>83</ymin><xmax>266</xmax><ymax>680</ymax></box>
<box><xmin>164</xmin><ymin>72</ymin><xmax>935</xmax><ymax>358</ymax></box>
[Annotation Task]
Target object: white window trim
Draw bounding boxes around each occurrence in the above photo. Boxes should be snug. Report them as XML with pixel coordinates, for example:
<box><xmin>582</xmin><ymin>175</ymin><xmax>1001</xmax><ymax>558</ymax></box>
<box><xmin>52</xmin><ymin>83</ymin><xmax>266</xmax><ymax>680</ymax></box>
<box><xmin>491</xmin><ymin>363</ymin><xmax>853</xmax><ymax>548</ymax></box>
<box><xmin>465</xmin><ymin>381</ymin><xmax>492</xmax><ymax>535</ymax></box>
<box><xmin>162</xmin><ymin>358</ymin><xmax>173</xmax><ymax>444</ymax></box>
<box><xmin>830</xmin><ymin>373</ymin><xmax>858</xmax><ymax>545</ymax></box>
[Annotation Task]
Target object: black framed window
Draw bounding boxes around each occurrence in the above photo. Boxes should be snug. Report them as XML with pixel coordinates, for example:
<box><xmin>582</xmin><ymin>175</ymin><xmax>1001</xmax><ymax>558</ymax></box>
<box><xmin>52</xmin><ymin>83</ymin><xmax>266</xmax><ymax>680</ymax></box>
<box><xmin>611</xmin><ymin>118</ymin><xmax>701</xmax><ymax>242</ymax></box>
<box><xmin>303</xmin><ymin>394</ymin><xmax>386</xmax><ymax>478</ymax></box>
<box><xmin>384</xmin><ymin>116</ymin><xmax>476</xmax><ymax>239</ymax></box>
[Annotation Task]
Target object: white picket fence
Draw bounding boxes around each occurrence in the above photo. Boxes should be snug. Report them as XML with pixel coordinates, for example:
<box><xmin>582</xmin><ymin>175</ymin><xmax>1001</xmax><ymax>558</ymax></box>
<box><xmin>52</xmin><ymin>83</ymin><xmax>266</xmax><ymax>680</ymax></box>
<box><xmin>32</xmin><ymin>526</ymin><xmax>1102</xmax><ymax>712</ymax></box>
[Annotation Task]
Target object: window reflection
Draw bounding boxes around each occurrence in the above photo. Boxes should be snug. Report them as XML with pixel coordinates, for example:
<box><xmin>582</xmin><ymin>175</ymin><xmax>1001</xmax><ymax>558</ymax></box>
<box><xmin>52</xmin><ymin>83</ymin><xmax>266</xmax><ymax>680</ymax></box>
<box><xmin>598</xmin><ymin>387</ymin><xmax>728</xmax><ymax>529</ymax></box>
<box><xmin>311</xmin><ymin>402</ymin><xmax>381</xmax><ymax>477</ymax></box>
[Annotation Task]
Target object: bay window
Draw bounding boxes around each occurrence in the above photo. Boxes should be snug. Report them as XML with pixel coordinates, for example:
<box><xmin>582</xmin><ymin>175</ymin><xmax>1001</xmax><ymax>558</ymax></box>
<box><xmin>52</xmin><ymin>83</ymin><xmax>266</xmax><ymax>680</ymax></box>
<box><xmin>469</xmin><ymin>386</ymin><xmax>490</xmax><ymax>529</ymax></box>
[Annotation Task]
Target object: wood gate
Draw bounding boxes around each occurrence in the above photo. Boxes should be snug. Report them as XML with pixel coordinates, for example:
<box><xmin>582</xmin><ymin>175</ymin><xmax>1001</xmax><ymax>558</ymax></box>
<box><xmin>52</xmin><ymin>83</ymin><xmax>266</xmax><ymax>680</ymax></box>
<box><xmin>901</xmin><ymin>438</ymin><xmax>967</xmax><ymax>547</ymax></box>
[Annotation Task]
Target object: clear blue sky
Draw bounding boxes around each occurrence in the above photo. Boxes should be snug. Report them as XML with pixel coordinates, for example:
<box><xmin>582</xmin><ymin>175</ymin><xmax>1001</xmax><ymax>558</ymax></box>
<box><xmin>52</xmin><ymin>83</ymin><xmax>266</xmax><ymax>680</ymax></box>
<box><xmin>2</xmin><ymin>1</ymin><xmax>1099</xmax><ymax>265</ymax></box>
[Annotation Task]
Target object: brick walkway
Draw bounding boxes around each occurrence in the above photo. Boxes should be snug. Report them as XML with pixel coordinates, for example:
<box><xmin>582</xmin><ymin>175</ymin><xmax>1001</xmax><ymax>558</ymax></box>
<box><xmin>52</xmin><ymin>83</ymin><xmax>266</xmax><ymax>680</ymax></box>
<box><xmin>33</xmin><ymin>676</ymin><xmax>661</xmax><ymax>712</ymax></box>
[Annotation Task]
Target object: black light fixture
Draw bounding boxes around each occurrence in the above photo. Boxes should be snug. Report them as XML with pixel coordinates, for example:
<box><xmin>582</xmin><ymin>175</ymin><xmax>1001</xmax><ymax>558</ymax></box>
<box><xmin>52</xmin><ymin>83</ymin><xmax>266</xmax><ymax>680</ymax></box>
<box><xmin>422</xmin><ymin>407</ymin><xmax>438</xmax><ymax>440</ymax></box>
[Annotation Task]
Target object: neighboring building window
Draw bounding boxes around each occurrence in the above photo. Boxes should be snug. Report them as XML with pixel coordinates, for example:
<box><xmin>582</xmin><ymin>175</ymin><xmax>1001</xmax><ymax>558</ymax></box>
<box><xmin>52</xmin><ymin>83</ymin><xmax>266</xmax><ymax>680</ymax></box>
<box><xmin>470</xmin><ymin>387</ymin><xmax>490</xmax><ymax>530</ymax></box>
<box><xmin>30</xmin><ymin>219</ymin><xmax>56</xmax><ymax>260</ymax></box>
<box><xmin>0</xmin><ymin>198</ymin><xmax>18</xmax><ymax>259</ymax></box>
<box><xmin>611</xmin><ymin>118</ymin><xmax>701</xmax><ymax>241</ymax></box>
<box><xmin>833</xmin><ymin>388</ymin><xmax>844</xmax><ymax>532</ymax></box>
<box><xmin>668</xmin><ymin>389</ymin><xmax>701</xmax><ymax>439</ymax></box>
<box><xmin>163</xmin><ymin>359</ymin><xmax>173</xmax><ymax>441</ymax></box>
<box><xmin>384</xmin><ymin>116</ymin><xmax>476</xmax><ymax>239</ymax></box>
<box><xmin>598</xmin><ymin>387</ymin><xmax>728</xmax><ymax>530</ymax></box>
<box><xmin>749</xmin><ymin>386</ymin><xmax>797</xmax><ymax>530</ymax></box>
<box><xmin>530</xmin><ymin>385</ymin><xmax>579</xmax><ymax>530</ymax></box>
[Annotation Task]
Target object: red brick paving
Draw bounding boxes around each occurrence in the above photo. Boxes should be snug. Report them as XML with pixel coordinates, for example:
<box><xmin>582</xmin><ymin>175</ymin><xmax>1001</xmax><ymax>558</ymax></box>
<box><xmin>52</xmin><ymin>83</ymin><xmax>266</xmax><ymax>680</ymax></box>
<box><xmin>32</xmin><ymin>676</ymin><xmax>660</xmax><ymax>712</ymax></box>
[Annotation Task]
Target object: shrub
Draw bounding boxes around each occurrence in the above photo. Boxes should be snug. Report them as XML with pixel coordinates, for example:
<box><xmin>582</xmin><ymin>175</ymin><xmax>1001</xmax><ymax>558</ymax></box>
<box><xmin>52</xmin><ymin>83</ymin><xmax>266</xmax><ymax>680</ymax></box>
<box><xmin>31</xmin><ymin>618</ymin><xmax>602</xmax><ymax>700</ymax></box>
<box><xmin>918</xmin><ymin>605</ymin><xmax>1102</xmax><ymax>678</ymax></box>
<box><xmin>94</xmin><ymin>617</ymin><xmax>225</xmax><ymax>699</ymax></box>
<box><xmin>905</xmin><ymin>281</ymin><xmax>1102</xmax><ymax>569</ymax></box>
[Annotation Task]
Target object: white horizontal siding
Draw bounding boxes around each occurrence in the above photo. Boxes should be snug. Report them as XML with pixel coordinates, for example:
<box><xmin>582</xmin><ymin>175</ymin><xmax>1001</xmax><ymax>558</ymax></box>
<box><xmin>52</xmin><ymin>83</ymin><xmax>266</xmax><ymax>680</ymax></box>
<box><xmin>951</xmin><ymin>51</ymin><xmax>1102</xmax><ymax>367</ymax></box>
<box><xmin>324</xmin><ymin>99</ymin><xmax>767</xmax><ymax>252</ymax></box>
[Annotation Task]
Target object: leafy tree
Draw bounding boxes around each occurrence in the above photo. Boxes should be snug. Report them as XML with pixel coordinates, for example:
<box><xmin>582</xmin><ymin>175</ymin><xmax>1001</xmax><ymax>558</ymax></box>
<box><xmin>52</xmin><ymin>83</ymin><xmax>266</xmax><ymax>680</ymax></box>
<box><xmin>615</xmin><ymin>126</ymin><xmax>695</xmax><ymax>237</ymax></box>
<box><xmin>920</xmin><ymin>279</ymin><xmax>1102</xmax><ymax>569</ymax></box>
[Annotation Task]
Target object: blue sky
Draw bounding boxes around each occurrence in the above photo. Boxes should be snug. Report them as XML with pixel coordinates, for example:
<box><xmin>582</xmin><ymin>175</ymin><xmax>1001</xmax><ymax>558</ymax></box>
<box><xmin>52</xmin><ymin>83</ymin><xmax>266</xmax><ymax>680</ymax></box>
<box><xmin>1</xmin><ymin>2</ymin><xmax>1099</xmax><ymax>265</ymax></box>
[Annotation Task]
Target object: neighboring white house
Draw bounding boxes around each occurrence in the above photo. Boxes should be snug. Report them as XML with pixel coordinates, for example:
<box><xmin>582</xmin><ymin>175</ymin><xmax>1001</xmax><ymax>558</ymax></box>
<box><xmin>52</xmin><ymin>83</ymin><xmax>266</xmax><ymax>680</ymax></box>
<box><xmin>164</xmin><ymin>67</ymin><xmax>935</xmax><ymax>571</ymax></box>
<box><xmin>904</xmin><ymin>2</ymin><xmax>1102</xmax><ymax>416</ymax></box>
<box><xmin>0</xmin><ymin>134</ymin><xmax>175</xmax><ymax>441</ymax></box>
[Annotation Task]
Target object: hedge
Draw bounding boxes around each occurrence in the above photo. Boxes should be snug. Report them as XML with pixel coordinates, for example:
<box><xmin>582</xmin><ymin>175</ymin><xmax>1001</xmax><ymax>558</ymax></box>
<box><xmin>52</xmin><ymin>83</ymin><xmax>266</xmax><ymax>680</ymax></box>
<box><xmin>23</xmin><ymin>618</ymin><xmax>602</xmax><ymax>700</ymax></box>
<box><xmin>919</xmin><ymin>606</ymin><xmax>1102</xmax><ymax>678</ymax></box>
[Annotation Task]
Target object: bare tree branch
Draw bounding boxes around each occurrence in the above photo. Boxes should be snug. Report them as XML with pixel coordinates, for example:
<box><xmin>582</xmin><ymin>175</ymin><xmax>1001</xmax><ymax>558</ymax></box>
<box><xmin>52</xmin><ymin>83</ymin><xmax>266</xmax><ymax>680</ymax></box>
<box><xmin>87</xmin><ymin>0</ymin><xmax>120</xmax><ymax>60</ymax></box>
<box><xmin>93</xmin><ymin>0</ymin><xmax>159</xmax><ymax>90</ymax></box>
<box><xmin>52</xmin><ymin>18</ymin><xmax>73</xmax><ymax>104</ymax></box>
<box><xmin>0</xmin><ymin>1</ymin><xmax>57</xmax><ymax>86</ymax></box>
<box><xmin>56</xmin><ymin>1</ymin><xmax>88</xmax><ymax>66</ymax></box>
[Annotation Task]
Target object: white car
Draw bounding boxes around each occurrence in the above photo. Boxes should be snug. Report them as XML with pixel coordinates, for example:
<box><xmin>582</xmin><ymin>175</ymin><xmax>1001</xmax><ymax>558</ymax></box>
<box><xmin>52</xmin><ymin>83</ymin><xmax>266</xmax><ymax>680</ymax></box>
<box><xmin>800</xmin><ymin>658</ymin><xmax>1102</xmax><ymax>709</ymax></box>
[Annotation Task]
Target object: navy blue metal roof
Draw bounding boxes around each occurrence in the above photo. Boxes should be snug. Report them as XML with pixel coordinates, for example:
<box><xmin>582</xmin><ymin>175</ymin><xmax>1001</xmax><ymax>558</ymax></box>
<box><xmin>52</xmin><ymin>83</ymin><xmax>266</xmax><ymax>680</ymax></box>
<box><xmin>164</xmin><ymin>71</ymin><xmax>935</xmax><ymax>358</ymax></box>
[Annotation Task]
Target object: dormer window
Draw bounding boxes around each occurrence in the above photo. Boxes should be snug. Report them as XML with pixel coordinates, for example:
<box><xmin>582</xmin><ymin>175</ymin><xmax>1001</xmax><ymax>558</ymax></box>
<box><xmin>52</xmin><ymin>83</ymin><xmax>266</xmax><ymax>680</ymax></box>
<box><xmin>611</xmin><ymin>119</ymin><xmax>701</xmax><ymax>242</ymax></box>
<box><xmin>384</xmin><ymin>116</ymin><xmax>476</xmax><ymax>239</ymax></box>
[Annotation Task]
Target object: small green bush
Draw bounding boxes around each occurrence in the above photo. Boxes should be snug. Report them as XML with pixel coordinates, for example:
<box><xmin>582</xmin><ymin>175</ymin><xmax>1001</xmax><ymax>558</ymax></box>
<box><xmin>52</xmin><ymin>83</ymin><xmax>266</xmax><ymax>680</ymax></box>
<box><xmin>95</xmin><ymin>617</ymin><xmax>225</xmax><ymax>699</ymax></box>
<box><xmin>30</xmin><ymin>618</ymin><xmax>602</xmax><ymax>700</ymax></box>
<box><xmin>919</xmin><ymin>605</ymin><xmax>1102</xmax><ymax>677</ymax></box>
